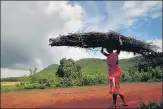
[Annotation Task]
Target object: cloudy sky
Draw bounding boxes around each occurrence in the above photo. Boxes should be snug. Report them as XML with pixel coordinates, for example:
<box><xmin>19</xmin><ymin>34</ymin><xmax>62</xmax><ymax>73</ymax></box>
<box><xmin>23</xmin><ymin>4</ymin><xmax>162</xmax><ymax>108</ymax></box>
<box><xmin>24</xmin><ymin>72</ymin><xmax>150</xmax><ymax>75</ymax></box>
<box><xmin>1</xmin><ymin>1</ymin><xmax>162</xmax><ymax>78</ymax></box>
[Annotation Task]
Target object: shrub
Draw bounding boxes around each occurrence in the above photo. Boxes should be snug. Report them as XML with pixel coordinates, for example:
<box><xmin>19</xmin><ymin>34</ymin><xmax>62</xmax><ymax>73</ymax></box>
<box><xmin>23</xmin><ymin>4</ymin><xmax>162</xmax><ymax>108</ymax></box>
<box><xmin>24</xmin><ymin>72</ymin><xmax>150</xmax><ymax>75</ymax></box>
<box><xmin>147</xmin><ymin>78</ymin><xmax>161</xmax><ymax>82</ymax></box>
<box><xmin>18</xmin><ymin>73</ymin><xmax>59</xmax><ymax>89</ymax></box>
<box><xmin>140</xmin><ymin>72</ymin><xmax>152</xmax><ymax>82</ymax></box>
<box><xmin>81</xmin><ymin>71</ymin><xmax>106</xmax><ymax>85</ymax></box>
<box><xmin>138</xmin><ymin>100</ymin><xmax>163</xmax><ymax>109</ymax></box>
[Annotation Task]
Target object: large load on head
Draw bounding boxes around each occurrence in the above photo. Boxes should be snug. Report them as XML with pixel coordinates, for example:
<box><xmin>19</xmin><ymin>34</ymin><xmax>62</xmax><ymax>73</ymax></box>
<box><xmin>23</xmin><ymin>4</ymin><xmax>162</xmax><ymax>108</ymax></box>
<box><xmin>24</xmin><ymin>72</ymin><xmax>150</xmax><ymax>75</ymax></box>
<box><xmin>49</xmin><ymin>31</ymin><xmax>161</xmax><ymax>56</ymax></box>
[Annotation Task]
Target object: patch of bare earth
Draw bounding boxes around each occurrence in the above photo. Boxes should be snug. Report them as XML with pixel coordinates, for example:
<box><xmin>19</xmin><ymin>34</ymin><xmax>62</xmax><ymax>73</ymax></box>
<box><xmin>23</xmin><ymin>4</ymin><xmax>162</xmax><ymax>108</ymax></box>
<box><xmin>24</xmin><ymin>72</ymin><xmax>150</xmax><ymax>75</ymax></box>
<box><xmin>1</xmin><ymin>82</ymin><xmax>162</xmax><ymax>108</ymax></box>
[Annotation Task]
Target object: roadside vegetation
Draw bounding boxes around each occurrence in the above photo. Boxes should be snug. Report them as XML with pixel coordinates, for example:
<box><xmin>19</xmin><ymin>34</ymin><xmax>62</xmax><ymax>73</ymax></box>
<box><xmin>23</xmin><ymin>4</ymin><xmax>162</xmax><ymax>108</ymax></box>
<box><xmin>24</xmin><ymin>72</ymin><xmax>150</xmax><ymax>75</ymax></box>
<box><xmin>1</xmin><ymin>56</ymin><xmax>162</xmax><ymax>93</ymax></box>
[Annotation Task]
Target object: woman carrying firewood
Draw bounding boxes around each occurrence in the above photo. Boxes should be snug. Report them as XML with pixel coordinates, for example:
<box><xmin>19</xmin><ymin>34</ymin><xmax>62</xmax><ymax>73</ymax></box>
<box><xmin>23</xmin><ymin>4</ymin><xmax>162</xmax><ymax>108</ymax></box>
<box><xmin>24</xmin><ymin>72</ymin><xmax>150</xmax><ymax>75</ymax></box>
<box><xmin>101</xmin><ymin>37</ymin><xmax>128</xmax><ymax>108</ymax></box>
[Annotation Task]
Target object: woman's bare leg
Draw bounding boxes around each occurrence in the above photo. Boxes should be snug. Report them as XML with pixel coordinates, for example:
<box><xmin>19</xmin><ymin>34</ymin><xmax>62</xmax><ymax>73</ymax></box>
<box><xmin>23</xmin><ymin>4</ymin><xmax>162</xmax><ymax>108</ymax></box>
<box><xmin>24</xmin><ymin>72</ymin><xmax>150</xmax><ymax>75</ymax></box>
<box><xmin>112</xmin><ymin>94</ymin><xmax>117</xmax><ymax>108</ymax></box>
<box><xmin>113</xmin><ymin>94</ymin><xmax>117</xmax><ymax>105</ymax></box>
<box><xmin>115</xmin><ymin>76</ymin><xmax>128</xmax><ymax>107</ymax></box>
<box><xmin>119</xmin><ymin>94</ymin><xmax>128</xmax><ymax>106</ymax></box>
<box><xmin>119</xmin><ymin>94</ymin><xmax>126</xmax><ymax>104</ymax></box>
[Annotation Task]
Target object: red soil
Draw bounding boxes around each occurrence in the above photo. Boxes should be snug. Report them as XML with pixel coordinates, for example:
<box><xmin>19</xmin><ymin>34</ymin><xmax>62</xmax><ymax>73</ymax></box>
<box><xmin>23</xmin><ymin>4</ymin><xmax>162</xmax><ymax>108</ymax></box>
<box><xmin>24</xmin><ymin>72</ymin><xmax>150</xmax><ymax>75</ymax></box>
<box><xmin>1</xmin><ymin>82</ymin><xmax>162</xmax><ymax>108</ymax></box>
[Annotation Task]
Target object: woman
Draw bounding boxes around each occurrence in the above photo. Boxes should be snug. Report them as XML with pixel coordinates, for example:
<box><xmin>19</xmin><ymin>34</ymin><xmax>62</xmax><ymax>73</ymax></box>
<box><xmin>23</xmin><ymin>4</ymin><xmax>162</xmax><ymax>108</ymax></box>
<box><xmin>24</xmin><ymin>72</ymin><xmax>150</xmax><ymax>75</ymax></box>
<box><xmin>101</xmin><ymin>37</ymin><xmax>128</xmax><ymax>108</ymax></box>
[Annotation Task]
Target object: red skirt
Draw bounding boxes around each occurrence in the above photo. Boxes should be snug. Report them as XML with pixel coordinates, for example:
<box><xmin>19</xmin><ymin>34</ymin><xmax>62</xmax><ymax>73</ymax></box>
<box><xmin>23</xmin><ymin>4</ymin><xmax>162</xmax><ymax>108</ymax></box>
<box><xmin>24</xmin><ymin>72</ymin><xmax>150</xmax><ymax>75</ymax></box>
<box><xmin>108</xmin><ymin>65</ymin><xmax>123</xmax><ymax>95</ymax></box>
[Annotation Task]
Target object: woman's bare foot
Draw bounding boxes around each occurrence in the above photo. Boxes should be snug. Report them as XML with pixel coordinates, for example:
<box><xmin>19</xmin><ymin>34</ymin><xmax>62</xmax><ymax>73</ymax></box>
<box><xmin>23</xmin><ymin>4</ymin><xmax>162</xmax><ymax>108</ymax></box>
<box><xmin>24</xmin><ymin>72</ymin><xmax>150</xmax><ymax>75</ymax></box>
<box><xmin>119</xmin><ymin>103</ymin><xmax>128</xmax><ymax>107</ymax></box>
<box><xmin>108</xmin><ymin>104</ymin><xmax>116</xmax><ymax>109</ymax></box>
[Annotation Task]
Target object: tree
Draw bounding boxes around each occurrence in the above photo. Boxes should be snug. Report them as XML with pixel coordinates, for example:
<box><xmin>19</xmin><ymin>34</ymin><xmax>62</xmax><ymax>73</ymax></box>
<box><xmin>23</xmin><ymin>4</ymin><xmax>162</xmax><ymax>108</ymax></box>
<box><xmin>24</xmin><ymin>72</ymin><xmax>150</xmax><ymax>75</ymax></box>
<box><xmin>29</xmin><ymin>68</ymin><xmax>38</xmax><ymax>75</ymax></box>
<box><xmin>56</xmin><ymin>58</ymin><xmax>83</xmax><ymax>86</ymax></box>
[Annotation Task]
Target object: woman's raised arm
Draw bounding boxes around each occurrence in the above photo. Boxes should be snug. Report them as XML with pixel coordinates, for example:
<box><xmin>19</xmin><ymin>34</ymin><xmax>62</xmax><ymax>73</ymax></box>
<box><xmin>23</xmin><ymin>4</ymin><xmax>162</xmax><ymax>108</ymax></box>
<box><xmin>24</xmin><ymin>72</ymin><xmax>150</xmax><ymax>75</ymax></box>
<box><xmin>116</xmin><ymin>36</ymin><xmax>123</xmax><ymax>55</ymax></box>
<box><xmin>101</xmin><ymin>47</ymin><xmax>109</xmax><ymax>57</ymax></box>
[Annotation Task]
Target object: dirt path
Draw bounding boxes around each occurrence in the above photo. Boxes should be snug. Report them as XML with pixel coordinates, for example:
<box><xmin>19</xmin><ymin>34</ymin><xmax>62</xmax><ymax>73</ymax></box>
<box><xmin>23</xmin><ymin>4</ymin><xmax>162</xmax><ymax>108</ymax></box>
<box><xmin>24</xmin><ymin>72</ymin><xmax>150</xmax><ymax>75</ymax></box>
<box><xmin>1</xmin><ymin>82</ymin><xmax>162</xmax><ymax>108</ymax></box>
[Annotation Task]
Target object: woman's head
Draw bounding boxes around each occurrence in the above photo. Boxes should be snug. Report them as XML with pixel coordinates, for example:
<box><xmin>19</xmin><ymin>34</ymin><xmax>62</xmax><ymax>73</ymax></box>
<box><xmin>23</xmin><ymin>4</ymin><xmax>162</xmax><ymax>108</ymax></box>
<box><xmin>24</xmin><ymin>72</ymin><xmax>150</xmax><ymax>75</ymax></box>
<box><xmin>106</xmin><ymin>48</ymin><xmax>113</xmax><ymax>53</ymax></box>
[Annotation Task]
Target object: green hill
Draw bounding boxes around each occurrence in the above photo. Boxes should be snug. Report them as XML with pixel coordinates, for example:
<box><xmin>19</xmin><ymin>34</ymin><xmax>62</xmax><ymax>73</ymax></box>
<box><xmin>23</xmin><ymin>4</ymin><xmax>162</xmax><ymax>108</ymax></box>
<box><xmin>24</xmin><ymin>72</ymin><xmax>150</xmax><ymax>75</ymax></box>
<box><xmin>36</xmin><ymin>58</ymin><xmax>136</xmax><ymax>76</ymax></box>
<box><xmin>76</xmin><ymin>58</ymin><xmax>135</xmax><ymax>75</ymax></box>
<box><xmin>37</xmin><ymin>64</ymin><xmax>58</xmax><ymax>76</ymax></box>
<box><xmin>76</xmin><ymin>58</ymin><xmax>107</xmax><ymax>75</ymax></box>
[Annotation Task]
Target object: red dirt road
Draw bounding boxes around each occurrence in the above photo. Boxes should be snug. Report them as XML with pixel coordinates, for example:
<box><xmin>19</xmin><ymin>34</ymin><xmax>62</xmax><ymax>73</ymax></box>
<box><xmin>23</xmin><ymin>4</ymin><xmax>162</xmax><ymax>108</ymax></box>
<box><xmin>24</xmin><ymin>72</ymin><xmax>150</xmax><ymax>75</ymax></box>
<box><xmin>1</xmin><ymin>82</ymin><xmax>162</xmax><ymax>108</ymax></box>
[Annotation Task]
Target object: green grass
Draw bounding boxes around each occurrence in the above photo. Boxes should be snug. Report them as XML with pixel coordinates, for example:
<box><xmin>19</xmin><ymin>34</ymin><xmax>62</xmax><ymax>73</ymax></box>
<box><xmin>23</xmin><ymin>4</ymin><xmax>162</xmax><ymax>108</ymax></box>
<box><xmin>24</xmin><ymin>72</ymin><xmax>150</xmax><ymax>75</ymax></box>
<box><xmin>1</xmin><ymin>85</ymin><xmax>49</xmax><ymax>93</ymax></box>
<box><xmin>1</xmin><ymin>85</ymin><xmax>25</xmax><ymax>93</ymax></box>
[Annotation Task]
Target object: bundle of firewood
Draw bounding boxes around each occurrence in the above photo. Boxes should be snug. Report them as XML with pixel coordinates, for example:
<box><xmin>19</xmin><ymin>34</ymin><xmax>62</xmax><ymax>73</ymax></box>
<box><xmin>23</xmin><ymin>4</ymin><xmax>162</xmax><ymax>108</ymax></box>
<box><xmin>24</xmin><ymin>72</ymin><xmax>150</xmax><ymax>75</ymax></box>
<box><xmin>49</xmin><ymin>31</ymin><xmax>160</xmax><ymax>56</ymax></box>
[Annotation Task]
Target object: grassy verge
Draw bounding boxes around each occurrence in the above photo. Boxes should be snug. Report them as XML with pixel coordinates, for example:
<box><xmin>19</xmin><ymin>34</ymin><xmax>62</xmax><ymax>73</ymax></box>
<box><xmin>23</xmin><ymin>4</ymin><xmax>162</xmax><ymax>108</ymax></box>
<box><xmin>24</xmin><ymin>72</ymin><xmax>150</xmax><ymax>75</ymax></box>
<box><xmin>1</xmin><ymin>85</ymin><xmax>50</xmax><ymax>93</ymax></box>
<box><xmin>1</xmin><ymin>85</ymin><xmax>24</xmax><ymax>93</ymax></box>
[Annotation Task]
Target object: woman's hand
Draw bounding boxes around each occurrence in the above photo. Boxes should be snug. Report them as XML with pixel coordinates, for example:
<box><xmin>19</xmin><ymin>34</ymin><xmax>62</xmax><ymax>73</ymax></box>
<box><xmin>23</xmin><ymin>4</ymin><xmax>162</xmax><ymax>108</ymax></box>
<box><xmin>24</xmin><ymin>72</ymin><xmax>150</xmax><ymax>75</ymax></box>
<box><xmin>101</xmin><ymin>47</ymin><xmax>108</xmax><ymax>57</ymax></box>
<box><xmin>116</xmin><ymin>36</ymin><xmax>122</xmax><ymax>55</ymax></box>
<box><xmin>101</xmin><ymin>47</ymin><xmax>104</xmax><ymax>53</ymax></box>
<box><xmin>119</xmin><ymin>36</ymin><xmax>123</xmax><ymax>46</ymax></box>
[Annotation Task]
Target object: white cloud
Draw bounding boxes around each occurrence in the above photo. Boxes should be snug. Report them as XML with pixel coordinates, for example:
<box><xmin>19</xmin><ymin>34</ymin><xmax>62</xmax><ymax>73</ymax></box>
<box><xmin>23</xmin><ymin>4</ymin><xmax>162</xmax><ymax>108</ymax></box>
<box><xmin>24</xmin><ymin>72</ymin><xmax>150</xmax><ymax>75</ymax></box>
<box><xmin>121</xmin><ymin>1</ymin><xmax>162</xmax><ymax>17</ymax></box>
<box><xmin>147</xmin><ymin>39</ymin><xmax>162</xmax><ymax>52</ymax></box>
<box><xmin>1</xmin><ymin>68</ymin><xmax>29</xmax><ymax>78</ymax></box>
<box><xmin>151</xmin><ymin>12</ymin><xmax>162</xmax><ymax>19</ymax></box>
<box><xmin>1</xmin><ymin>68</ymin><xmax>44</xmax><ymax>78</ymax></box>
<box><xmin>119</xmin><ymin>1</ymin><xmax>162</xmax><ymax>28</ymax></box>
<box><xmin>80</xmin><ymin>1</ymin><xmax>162</xmax><ymax>31</ymax></box>
<box><xmin>1</xmin><ymin>1</ymin><xmax>86</xmax><ymax>77</ymax></box>
<box><xmin>118</xmin><ymin>52</ymin><xmax>135</xmax><ymax>59</ymax></box>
